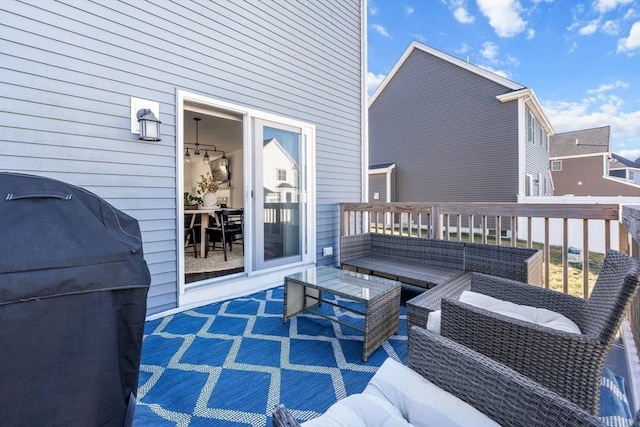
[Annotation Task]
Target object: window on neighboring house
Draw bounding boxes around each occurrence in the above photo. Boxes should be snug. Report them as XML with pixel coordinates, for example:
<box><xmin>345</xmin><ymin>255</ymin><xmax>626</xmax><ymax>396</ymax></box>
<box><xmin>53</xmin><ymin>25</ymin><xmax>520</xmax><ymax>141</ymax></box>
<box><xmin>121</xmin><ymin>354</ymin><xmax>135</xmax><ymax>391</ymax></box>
<box><xmin>525</xmin><ymin>174</ymin><xmax>533</xmax><ymax>196</ymax></box>
<box><xmin>527</xmin><ymin>112</ymin><xmax>534</xmax><ymax>143</ymax></box>
<box><xmin>551</xmin><ymin>160</ymin><xmax>562</xmax><ymax>171</ymax></box>
<box><xmin>534</xmin><ymin>121</ymin><xmax>541</xmax><ymax>146</ymax></box>
<box><xmin>544</xmin><ymin>133</ymin><xmax>549</xmax><ymax>151</ymax></box>
<box><xmin>537</xmin><ymin>172</ymin><xmax>543</xmax><ymax>196</ymax></box>
<box><xmin>538</xmin><ymin>125</ymin><xmax>545</xmax><ymax>146</ymax></box>
<box><xmin>276</xmin><ymin>169</ymin><xmax>287</xmax><ymax>181</ymax></box>
<box><xmin>630</xmin><ymin>170</ymin><xmax>636</xmax><ymax>181</ymax></box>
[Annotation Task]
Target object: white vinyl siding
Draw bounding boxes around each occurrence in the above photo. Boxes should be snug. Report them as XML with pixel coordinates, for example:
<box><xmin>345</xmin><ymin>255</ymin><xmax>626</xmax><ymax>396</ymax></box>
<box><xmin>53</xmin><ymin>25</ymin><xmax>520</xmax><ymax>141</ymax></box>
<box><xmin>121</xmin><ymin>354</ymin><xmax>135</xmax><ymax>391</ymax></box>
<box><xmin>0</xmin><ymin>0</ymin><xmax>364</xmax><ymax>315</ymax></box>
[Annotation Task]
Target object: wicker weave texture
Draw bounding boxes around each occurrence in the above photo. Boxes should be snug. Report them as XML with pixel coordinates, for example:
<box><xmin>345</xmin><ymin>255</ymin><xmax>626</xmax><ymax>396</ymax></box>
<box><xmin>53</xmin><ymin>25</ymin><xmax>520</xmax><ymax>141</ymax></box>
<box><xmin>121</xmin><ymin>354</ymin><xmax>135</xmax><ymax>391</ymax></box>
<box><xmin>408</xmin><ymin>327</ymin><xmax>604</xmax><ymax>427</ymax></box>
<box><xmin>438</xmin><ymin>250</ymin><xmax>640</xmax><ymax>415</ymax></box>
<box><xmin>340</xmin><ymin>233</ymin><xmax>541</xmax><ymax>291</ymax></box>
<box><xmin>271</xmin><ymin>328</ymin><xmax>604</xmax><ymax>427</ymax></box>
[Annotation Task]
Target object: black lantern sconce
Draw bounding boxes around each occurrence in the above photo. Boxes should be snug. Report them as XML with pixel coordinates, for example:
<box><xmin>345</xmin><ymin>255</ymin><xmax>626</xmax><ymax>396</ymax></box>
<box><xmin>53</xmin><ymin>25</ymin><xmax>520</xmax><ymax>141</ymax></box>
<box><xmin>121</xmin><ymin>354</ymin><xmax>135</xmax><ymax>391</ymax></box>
<box><xmin>137</xmin><ymin>109</ymin><xmax>162</xmax><ymax>141</ymax></box>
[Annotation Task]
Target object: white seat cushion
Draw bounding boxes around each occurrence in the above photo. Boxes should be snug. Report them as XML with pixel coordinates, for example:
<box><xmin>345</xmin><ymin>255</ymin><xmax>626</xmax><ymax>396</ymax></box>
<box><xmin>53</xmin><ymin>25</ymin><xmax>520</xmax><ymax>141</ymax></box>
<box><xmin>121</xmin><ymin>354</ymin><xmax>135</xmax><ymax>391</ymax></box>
<box><xmin>301</xmin><ymin>391</ymin><xmax>411</xmax><ymax>427</ymax></box>
<box><xmin>363</xmin><ymin>358</ymin><xmax>500</xmax><ymax>427</ymax></box>
<box><xmin>426</xmin><ymin>290</ymin><xmax>581</xmax><ymax>335</ymax></box>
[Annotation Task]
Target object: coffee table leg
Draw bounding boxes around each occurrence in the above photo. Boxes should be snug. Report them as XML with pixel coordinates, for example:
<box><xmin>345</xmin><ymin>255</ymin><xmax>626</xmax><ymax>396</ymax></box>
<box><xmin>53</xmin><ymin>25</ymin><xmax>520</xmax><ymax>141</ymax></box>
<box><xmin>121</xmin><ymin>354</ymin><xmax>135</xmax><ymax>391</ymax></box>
<box><xmin>283</xmin><ymin>280</ymin><xmax>322</xmax><ymax>322</ymax></box>
<box><xmin>283</xmin><ymin>279</ymin><xmax>305</xmax><ymax>322</ymax></box>
<box><xmin>362</xmin><ymin>286</ymin><xmax>401</xmax><ymax>362</ymax></box>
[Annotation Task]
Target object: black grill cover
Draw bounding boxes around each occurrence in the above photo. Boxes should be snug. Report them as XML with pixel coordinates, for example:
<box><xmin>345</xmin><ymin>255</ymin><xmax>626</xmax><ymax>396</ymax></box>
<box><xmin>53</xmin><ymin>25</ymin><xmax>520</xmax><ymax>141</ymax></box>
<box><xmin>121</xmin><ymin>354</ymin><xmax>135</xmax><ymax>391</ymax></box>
<box><xmin>0</xmin><ymin>172</ymin><xmax>151</xmax><ymax>427</ymax></box>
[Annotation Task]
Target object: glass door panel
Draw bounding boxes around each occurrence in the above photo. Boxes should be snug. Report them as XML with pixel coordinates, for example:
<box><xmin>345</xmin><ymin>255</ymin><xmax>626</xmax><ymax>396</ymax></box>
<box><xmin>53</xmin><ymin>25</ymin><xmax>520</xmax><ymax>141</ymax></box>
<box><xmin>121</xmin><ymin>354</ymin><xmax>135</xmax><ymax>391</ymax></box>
<box><xmin>254</xmin><ymin>119</ymin><xmax>306</xmax><ymax>270</ymax></box>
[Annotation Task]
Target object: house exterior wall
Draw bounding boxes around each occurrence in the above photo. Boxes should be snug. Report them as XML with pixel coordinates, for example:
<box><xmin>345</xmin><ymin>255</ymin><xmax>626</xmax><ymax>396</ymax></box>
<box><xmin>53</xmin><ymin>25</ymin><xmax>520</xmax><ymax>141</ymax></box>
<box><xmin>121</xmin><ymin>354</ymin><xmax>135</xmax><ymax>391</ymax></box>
<box><xmin>369</xmin><ymin>173</ymin><xmax>389</xmax><ymax>201</ymax></box>
<box><xmin>0</xmin><ymin>1</ymin><xmax>364</xmax><ymax>315</ymax></box>
<box><xmin>369</xmin><ymin>48</ymin><xmax>520</xmax><ymax>203</ymax></box>
<box><xmin>551</xmin><ymin>156</ymin><xmax>640</xmax><ymax>196</ymax></box>
<box><xmin>524</xmin><ymin>107</ymin><xmax>552</xmax><ymax>196</ymax></box>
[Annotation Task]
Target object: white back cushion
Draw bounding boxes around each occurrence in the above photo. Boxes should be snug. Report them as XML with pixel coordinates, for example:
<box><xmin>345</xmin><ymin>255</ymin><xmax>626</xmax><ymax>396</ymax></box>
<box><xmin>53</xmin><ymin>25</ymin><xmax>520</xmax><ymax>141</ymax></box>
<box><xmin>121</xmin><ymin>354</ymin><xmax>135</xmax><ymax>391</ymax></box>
<box><xmin>301</xmin><ymin>392</ymin><xmax>411</xmax><ymax>427</ymax></box>
<box><xmin>364</xmin><ymin>358</ymin><xmax>500</xmax><ymax>427</ymax></box>
<box><xmin>426</xmin><ymin>290</ymin><xmax>581</xmax><ymax>335</ymax></box>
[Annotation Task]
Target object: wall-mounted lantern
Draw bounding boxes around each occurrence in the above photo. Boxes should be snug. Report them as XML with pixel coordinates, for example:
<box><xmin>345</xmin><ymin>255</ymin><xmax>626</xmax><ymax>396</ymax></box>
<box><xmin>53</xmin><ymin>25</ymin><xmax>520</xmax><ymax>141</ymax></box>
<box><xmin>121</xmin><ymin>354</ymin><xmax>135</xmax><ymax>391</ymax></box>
<box><xmin>136</xmin><ymin>109</ymin><xmax>161</xmax><ymax>141</ymax></box>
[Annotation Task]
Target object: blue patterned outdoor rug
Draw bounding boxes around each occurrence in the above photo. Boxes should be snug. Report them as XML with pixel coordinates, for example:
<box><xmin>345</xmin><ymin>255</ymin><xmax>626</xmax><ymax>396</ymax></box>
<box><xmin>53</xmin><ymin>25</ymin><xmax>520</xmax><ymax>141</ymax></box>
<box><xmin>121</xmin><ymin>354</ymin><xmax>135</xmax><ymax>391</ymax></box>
<box><xmin>134</xmin><ymin>287</ymin><xmax>407</xmax><ymax>426</ymax></box>
<box><xmin>135</xmin><ymin>287</ymin><xmax>632</xmax><ymax>426</ymax></box>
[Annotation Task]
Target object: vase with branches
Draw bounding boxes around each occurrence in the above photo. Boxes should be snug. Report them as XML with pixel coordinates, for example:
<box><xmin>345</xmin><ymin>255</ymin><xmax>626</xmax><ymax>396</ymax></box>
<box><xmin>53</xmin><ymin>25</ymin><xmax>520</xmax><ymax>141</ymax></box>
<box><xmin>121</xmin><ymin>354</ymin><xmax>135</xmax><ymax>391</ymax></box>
<box><xmin>197</xmin><ymin>173</ymin><xmax>220</xmax><ymax>207</ymax></box>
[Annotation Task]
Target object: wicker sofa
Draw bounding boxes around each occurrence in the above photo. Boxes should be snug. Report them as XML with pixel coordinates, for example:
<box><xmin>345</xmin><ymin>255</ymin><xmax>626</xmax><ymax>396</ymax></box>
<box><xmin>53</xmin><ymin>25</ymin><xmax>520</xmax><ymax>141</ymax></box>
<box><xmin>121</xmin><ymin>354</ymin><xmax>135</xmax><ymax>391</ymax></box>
<box><xmin>340</xmin><ymin>233</ymin><xmax>542</xmax><ymax>290</ymax></box>
<box><xmin>408</xmin><ymin>250</ymin><xmax>640</xmax><ymax>415</ymax></box>
<box><xmin>272</xmin><ymin>327</ymin><xmax>604</xmax><ymax>427</ymax></box>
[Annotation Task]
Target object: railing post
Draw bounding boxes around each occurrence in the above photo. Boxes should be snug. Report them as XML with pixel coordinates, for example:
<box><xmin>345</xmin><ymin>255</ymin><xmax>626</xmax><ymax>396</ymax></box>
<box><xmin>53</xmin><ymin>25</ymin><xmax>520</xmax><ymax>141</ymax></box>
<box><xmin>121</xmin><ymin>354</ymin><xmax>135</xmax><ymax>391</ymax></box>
<box><xmin>544</xmin><ymin>217</ymin><xmax>550</xmax><ymax>289</ymax></box>
<box><xmin>432</xmin><ymin>205</ymin><xmax>442</xmax><ymax>239</ymax></box>
<box><xmin>583</xmin><ymin>219</ymin><xmax>589</xmax><ymax>298</ymax></box>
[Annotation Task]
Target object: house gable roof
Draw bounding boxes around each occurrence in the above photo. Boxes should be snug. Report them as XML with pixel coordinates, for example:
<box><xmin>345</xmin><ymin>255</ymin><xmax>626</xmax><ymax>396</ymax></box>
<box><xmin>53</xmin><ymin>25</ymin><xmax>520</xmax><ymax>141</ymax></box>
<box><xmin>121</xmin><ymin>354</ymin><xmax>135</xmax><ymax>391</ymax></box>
<box><xmin>549</xmin><ymin>126</ymin><xmax>610</xmax><ymax>158</ymax></box>
<box><xmin>368</xmin><ymin>41</ymin><xmax>554</xmax><ymax>134</ymax></box>
<box><xmin>610</xmin><ymin>153</ymin><xmax>640</xmax><ymax>169</ymax></box>
<box><xmin>368</xmin><ymin>41</ymin><xmax>525</xmax><ymax>107</ymax></box>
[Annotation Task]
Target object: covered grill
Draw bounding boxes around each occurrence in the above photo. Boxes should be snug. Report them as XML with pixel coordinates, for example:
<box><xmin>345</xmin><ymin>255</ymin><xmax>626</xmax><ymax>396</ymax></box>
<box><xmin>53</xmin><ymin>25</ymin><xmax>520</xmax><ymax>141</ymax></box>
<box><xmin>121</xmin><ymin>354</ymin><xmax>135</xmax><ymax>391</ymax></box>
<box><xmin>0</xmin><ymin>172</ymin><xmax>151</xmax><ymax>427</ymax></box>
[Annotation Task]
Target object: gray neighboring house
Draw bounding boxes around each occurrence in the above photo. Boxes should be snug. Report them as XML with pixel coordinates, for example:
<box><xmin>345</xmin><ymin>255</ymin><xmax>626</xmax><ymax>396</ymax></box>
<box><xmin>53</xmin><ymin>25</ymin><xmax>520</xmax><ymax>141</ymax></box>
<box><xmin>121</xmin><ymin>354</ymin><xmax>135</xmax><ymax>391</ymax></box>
<box><xmin>610</xmin><ymin>154</ymin><xmax>640</xmax><ymax>185</ymax></box>
<box><xmin>549</xmin><ymin>126</ymin><xmax>640</xmax><ymax>196</ymax></box>
<box><xmin>369</xmin><ymin>41</ymin><xmax>554</xmax><ymax>203</ymax></box>
<box><xmin>0</xmin><ymin>1</ymin><xmax>366</xmax><ymax>316</ymax></box>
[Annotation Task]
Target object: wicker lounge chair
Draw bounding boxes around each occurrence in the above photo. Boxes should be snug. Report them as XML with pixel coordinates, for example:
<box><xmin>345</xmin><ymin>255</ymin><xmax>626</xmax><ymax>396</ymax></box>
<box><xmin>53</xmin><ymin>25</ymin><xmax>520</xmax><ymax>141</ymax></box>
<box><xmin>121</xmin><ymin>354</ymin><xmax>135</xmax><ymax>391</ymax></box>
<box><xmin>272</xmin><ymin>327</ymin><xmax>603</xmax><ymax>426</ymax></box>
<box><xmin>407</xmin><ymin>249</ymin><xmax>640</xmax><ymax>415</ymax></box>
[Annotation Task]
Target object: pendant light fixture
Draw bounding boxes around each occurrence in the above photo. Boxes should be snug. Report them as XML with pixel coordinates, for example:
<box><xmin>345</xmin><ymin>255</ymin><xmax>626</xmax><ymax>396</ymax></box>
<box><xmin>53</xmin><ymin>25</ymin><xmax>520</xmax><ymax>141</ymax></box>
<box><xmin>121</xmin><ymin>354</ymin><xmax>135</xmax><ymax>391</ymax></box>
<box><xmin>193</xmin><ymin>118</ymin><xmax>201</xmax><ymax>155</ymax></box>
<box><xmin>184</xmin><ymin>116</ymin><xmax>225</xmax><ymax>166</ymax></box>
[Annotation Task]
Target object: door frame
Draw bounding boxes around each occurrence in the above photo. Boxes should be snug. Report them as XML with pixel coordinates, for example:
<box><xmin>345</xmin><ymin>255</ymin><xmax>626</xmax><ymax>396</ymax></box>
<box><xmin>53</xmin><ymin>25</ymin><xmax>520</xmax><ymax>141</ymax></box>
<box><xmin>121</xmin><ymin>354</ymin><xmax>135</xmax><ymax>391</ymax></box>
<box><xmin>176</xmin><ymin>90</ymin><xmax>316</xmax><ymax>305</ymax></box>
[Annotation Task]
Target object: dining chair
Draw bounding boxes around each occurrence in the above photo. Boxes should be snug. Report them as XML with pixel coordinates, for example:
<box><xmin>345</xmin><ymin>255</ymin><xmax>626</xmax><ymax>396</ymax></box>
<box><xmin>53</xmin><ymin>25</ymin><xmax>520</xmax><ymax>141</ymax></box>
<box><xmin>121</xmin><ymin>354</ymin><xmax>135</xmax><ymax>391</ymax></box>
<box><xmin>184</xmin><ymin>214</ymin><xmax>199</xmax><ymax>257</ymax></box>
<box><xmin>221</xmin><ymin>209</ymin><xmax>244</xmax><ymax>255</ymax></box>
<box><xmin>206</xmin><ymin>209</ymin><xmax>244</xmax><ymax>261</ymax></box>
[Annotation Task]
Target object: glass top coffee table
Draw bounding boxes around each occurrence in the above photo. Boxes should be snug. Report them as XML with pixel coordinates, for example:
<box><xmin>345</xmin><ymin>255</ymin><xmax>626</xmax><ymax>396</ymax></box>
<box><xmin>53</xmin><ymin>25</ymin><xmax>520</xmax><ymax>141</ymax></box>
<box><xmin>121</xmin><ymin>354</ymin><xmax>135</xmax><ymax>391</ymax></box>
<box><xmin>283</xmin><ymin>266</ymin><xmax>401</xmax><ymax>361</ymax></box>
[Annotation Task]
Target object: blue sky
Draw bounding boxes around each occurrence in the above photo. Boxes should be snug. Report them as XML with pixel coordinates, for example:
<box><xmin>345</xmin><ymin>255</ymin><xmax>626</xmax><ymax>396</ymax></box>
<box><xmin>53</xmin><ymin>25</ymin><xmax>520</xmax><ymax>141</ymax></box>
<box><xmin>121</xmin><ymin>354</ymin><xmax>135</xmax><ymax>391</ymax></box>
<box><xmin>367</xmin><ymin>0</ymin><xmax>640</xmax><ymax>160</ymax></box>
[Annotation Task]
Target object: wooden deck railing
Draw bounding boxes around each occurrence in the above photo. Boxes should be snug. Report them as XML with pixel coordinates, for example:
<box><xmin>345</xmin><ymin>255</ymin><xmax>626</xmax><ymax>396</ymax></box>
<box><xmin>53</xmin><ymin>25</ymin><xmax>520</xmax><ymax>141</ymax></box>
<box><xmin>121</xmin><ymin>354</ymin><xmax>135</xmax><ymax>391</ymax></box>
<box><xmin>340</xmin><ymin>202</ymin><xmax>640</xmax><ymax>408</ymax></box>
<box><xmin>340</xmin><ymin>202</ymin><xmax>632</xmax><ymax>298</ymax></box>
<box><xmin>622</xmin><ymin>206</ymin><xmax>640</xmax><ymax>369</ymax></box>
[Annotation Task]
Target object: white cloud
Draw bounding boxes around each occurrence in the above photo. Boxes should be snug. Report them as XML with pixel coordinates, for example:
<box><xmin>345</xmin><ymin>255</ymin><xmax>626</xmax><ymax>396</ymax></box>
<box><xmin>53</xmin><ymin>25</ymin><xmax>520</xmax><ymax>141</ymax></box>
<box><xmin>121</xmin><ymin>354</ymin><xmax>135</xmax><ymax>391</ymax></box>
<box><xmin>623</xmin><ymin>8</ymin><xmax>639</xmax><ymax>20</ymax></box>
<box><xmin>593</xmin><ymin>0</ymin><xmax>634</xmax><ymax>14</ymax></box>
<box><xmin>476</xmin><ymin>0</ymin><xmax>527</xmax><ymax>38</ymax></box>
<box><xmin>454</xmin><ymin>6</ymin><xmax>475</xmax><ymax>23</ymax></box>
<box><xmin>369</xmin><ymin>6</ymin><xmax>378</xmax><ymax>15</ymax></box>
<box><xmin>543</xmin><ymin>95</ymin><xmax>640</xmax><ymax>154</ymax></box>
<box><xmin>587</xmin><ymin>80</ymin><xmax>629</xmax><ymax>94</ymax></box>
<box><xmin>579</xmin><ymin>19</ymin><xmax>601</xmax><ymax>35</ymax></box>
<box><xmin>367</xmin><ymin>72</ymin><xmax>386</xmax><ymax>97</ymax></box>
<box><xmin>478</xmin><ymin>64</ymin><xmax>511</xmax><ymax>79</ymax></box>
<box><xmin>456</xmin><ymin>42</ymin><xmax>472</xmax><ymax>55</ymax></box>
<box><xmin>480</xmin><ymin>41</ymin><xmax>500</xmax><ymax>61</ymax></box>
<box><xmin>372</xmin><ymin>24</ymin><xmax>391</xmax><ymax>38</ymax></box>
<box><xmin>601</xmin><ymin>20</ymin><xmax>620</xmax><ymax>34</ymax></box>
<box><xmin>619</xmin><ymin>148</ymin><xmax>640</xmax><ymax>159</ymax></box>
<box><xmin>506</xmin><ymin>55</ymin><xmax>521</xmax><ymax>66</ymax></box>
<box><xmin>527</xmin><ymin>28</ymin><xmax>536</xmax><ymax>39</ymax></box>
<box><xmin>405</xmin><ymin>6</ymin><xmax>414</xmax><ymax>16</ymax></box>
<box><xmin>617</xmin><ymin>21</ymin><xmax>640</xmax><ymax>53</ymax></box>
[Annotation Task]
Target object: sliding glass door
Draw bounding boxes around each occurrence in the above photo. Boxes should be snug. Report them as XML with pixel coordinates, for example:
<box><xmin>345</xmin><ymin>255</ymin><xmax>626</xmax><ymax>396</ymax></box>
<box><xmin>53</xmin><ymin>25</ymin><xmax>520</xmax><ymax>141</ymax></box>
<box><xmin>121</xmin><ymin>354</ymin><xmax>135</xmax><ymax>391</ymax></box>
<box><xmin>253</xmin><ymin>119</ymin><xmax>308</xmax><ymax>270</ymax></box>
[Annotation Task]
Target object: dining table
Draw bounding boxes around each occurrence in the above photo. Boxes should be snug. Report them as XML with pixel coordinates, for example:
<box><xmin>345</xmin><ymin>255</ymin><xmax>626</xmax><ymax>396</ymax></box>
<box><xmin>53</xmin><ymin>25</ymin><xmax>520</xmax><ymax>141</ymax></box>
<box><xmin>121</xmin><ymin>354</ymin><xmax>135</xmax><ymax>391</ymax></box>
<box><xmin>185</xmin><ymin>207</ymin><xmax>221</xmax><ymax>258</ymax></box>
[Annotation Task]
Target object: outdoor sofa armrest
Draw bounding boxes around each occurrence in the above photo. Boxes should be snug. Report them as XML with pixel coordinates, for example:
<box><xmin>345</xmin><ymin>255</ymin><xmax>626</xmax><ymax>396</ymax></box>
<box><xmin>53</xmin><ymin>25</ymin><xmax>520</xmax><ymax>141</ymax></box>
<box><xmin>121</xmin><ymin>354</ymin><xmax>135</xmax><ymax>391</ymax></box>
<box><xmin>440</xmin><ymin>298</ymin><xmax>605</xmax><ymax>414</ymax></box>
<box><xmin>408</xmin><ymin>326</ymin><xmax>604</xmax><ymax>427</ymax></box>
<box><xmin>406</xmin><ymin>272</ymin><xmax>472</xmax><ymax>331</ymax></box>
<box><xmin>469</xmin><ymin>272</ymin><xmax>585</xmax><ymax>326</ymax></box>
<box><xmin>272</xmin><ymin>403</ymin><xmax>302</xmax><ymax>427</ymax></box>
